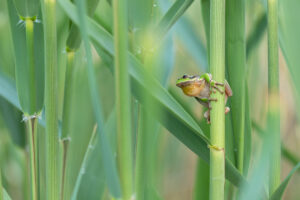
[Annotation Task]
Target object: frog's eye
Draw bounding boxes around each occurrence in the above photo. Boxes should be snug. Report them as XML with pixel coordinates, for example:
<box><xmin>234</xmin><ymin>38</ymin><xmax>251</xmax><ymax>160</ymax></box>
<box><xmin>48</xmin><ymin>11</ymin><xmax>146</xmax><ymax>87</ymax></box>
<box><xmin>182</xmin><ymin>74</ymin><xmax>188</xmax><ymax>79</ymax></box>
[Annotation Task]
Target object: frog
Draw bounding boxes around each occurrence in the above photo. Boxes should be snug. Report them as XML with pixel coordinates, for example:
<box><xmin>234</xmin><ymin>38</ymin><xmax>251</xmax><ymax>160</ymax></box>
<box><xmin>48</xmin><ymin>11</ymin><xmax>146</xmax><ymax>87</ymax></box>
<box><xmin>176</xmin><ymin>73</ymin><xmax>233</xmax><ymax>123</ymax></box>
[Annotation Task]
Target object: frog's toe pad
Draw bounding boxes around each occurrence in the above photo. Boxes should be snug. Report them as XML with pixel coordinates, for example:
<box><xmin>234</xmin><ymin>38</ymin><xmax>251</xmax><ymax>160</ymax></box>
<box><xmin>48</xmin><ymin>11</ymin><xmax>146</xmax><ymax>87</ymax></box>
<box><xmin>225</xmin><ymin>107</ymin><xmax>230</xmax><ymax>114</ymax></box>
<box><xmin>204</xmin><ymin>111</ymin><xmax>211</xmax><ymax>124</ymax></box>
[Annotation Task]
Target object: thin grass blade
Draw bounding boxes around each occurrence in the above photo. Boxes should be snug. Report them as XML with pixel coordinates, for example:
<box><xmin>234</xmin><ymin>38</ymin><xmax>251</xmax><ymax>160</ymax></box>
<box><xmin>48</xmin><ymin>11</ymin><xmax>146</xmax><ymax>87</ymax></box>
<box><xmin>156</xmin><ymin>0</ymin><xmax>194</xmax><ymax>39</ymax></box>
<box><xmin>71</xmin><ymin>125</ymin><xmax>98</xmax><ymax>200</ymax></box>
<box><xmin>270</xmin><ymin>162</ymin><xmax>300</xmax><ymax>200</ymax></box>
<box><xmin>74</xmin><ymin>0</ymin><xmax>122</xmax><ymax>197</ymax></box>
<box><xmin>0</xmin><ymin>71</ymin><xmax>20</xmax><ymax>109</ymax></box>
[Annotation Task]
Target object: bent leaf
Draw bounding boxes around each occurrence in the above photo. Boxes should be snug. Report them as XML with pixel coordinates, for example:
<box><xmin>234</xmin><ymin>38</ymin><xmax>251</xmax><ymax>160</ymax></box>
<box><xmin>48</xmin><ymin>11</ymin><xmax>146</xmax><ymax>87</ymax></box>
<box><xmin>270</xmin><ymin>162</ymin><xmax>300</xmax><ymax>200</ymax></box>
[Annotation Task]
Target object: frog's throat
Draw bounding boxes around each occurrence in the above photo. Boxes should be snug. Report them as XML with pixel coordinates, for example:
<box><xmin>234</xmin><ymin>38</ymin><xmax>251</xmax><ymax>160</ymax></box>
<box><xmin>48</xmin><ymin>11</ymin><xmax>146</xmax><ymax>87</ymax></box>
<box><xmin>181</xmin><ymin>83</ymin><xmax>205</xmax><ymax>97</ymax></box>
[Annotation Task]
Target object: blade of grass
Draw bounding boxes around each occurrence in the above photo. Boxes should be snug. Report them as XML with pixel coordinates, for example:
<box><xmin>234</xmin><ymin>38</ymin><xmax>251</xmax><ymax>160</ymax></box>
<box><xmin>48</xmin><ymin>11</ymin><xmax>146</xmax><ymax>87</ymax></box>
<box><xmin>156</xmin><ymin>0</ymin><xmax>194</xmax><ymax>41</ymax></box>
<box><xmin>77</xmin><ymin>108</ymin><xmax>117</xmax><ymax>199</ymax></box>
<box><xmin>112</xmin><ymin>0</ymin><xmax>133</xmax><ymax>198</ymax></box>
<box><xmin>71</xmin><ymin>125</ymin><xmax>98</xmax><ymax>200</ymax></box>
<box><xmin>58</xmin><ymin>0</ymin><xmax>246</xmax><ymax>187</ymax></box>
<box><xmin>0</xmin><ymin>169</ymin><xmax>2</xmax><ymax>199</ymax></box>
<box><xmin>281</xmin><ymin>146</ymin><xmax>299</xmax><ymax>166</ymax></box>
<box><xmin>278</xmin><ymin>0</ymin><xmax>300</xmax><ymax>117</ymax></box>
<box><xmin>243</xmin><ymin>86</ymin><xmax>252</xmax><ymax>176</ymax></box>
<box><xmin>175</xmin><ymin>17</ymin><xmax>208</xmax><ymax>70</ymax></box>
<box><xmin>226</xmin><ymin>0</ymin><xmax>246</xmax><ymax>175</ymax></box>
<box><xmin>25</xmin><ymin>18</ymin><xmax>37</xmax><ymax>113</ymax></box>
<box><xmin>66</xmin><ymin>0</ymin><xmax>100</xmax><ymax>51</ymax></box>
<box><xmin>156</xmin><ymin>0</ymin><xmax>208</xmax><ymax>70</ymax></box>
<box><xmin>0</xmin><ymin>97</ymin><xmax>25</xmax><ymax>148</ymax></box>
<box><xmin>246</xmin><ymin>12</ymin><xmax>267</xmax><ymax>59</ymax></box>
<box><xmin>74</xmin><ymin>0</ymin><xmax>122</xmax><ymax>197</ymax></box>
<box><xmin>270</xmin><ymin>162</ymin><xmax>300</xmax><ymax>200</ymax></box>
<box><xmin>61</xmin><ymin>0</ymin><xmax>100</xmax><ymax>194</ymax></box>
<box><xmin>6</xmin><ymin>0</ymin><xmax>30</xmax><ymax>113</ymax></box>
<box><xmin>0</xmin><ymin>71</ymin><xmax>20</xmax><ymax>111</ymax></box>
<box><xmin>252</xmin><ymin>121</ymin><xmax>300</xmax><ymax>168</ymax></box>
<box><xmin>238</xmin><ymin>133</ymin><xmax>272</xmax><ymax>200</ymax></box>
<box><xmin>267</xmin><ymin>0</ymin><xmax>281</xmax><ymax>193</ymax></box>
<box><xmin>3</xmin><ymin>188</ymin><xmax>12</xmax><ymax>200</ymax></box>
<box><xmin>12</xmin><ymin>0</ymin><xmax>40</xmax><ymax>17</ymax></box>
<box><xmin>7</xmin><ymin>0</ymin><xmax>44</xmax><ymax>115</ymax></box>
<box><xmin>209</xmin><ymin>0</ymin><xmax>226</xmax><ymax>199</ymax></box>
<box><xmin>43</xmin><ymin>0</ymin><xmax>59</xmax><ymax>199</ymax></box>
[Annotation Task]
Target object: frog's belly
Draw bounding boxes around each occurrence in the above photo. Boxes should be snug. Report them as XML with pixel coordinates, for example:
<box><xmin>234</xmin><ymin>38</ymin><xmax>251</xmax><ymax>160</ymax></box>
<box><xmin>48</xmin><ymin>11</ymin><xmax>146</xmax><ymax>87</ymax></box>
<box><xmin>198</xmin><ymin>84</ymin><xmax>210</xmax><ymax>98</ymax></box>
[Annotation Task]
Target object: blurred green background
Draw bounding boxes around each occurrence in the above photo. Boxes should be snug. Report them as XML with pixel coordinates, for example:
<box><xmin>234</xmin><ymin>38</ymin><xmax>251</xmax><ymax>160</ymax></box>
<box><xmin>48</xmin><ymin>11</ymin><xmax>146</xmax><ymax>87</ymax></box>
<box><xmin>0</xmin><ymin>0</ymin><xmax>300</xmax><ymax>199</ymax></box>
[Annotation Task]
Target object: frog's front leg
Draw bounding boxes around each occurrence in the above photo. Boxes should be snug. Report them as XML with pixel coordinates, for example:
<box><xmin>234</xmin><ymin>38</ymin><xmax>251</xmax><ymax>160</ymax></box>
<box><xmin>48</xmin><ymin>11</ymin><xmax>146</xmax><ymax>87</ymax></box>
<box><xmin>201</xmin><ymin>73</ymin><xmax>225</xmax><ymax>94</ymax></box>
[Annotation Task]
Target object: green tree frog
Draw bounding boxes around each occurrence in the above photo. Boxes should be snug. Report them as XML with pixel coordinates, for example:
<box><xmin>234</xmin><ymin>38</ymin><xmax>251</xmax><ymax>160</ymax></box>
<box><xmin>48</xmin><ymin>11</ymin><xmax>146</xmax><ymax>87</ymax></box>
<box><xmin>176</xmin><ymin>73</ymin><xmax>233</xmax><ymax>123</ymax></box>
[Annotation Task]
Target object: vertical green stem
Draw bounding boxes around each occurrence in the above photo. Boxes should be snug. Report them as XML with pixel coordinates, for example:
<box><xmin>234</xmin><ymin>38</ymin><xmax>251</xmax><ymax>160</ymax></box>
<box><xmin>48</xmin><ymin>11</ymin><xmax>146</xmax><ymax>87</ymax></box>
<box><xmin>201</xmin><ymin>0</ymin><xmax>210</xmax><ymax>63</ymax></box>
<box><xmin>0</xmin><ymin>169</ymin><xmax>3</xmax><ymax>200</ymax></box>
<box><xmin>62</xmin><ymin>51</ymin><xmax>75</xmax><ymax>139</ymax></box>
<box><xmin>112</xmin><ymin>0</ymin><xmax>133</xmax><ymax>199</ymax></box>
<box><xmin>60</xmin><ymin>51</ymin><xmax>74</xmax><ymax>200</ymax></box>
<box><xmin>25</xmin><ymin>19</ymin><xmax>37</xmax><ymax>114</ymax></box>
<box><xmin>44</xmin><ymin>0</ymin><xmax>59</xmax><ymax>199</ymax></box>
<box><xmin>267</xmin><ymin>0</ymin><xmax>280</xmax><ymax>194</ymax></box>
<box><xmin>225</xmin><ymin>0</ymin><xmax>246</xmax><ymax>174</ymax></box>
<box><xmin>26</xmin><ymin>118</ymin><xmax>38</xmax><ymax>200</ymax></box>
<box><xmin>209</xmin><ymin>0</ymin><xmax>226</xmax><ymax>200</ymax></box>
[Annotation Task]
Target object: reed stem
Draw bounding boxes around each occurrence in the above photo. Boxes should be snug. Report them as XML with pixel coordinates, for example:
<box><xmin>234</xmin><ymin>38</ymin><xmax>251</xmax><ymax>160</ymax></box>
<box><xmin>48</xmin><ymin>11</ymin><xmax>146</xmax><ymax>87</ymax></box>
<box><xmin>267</xmin><ymin>0</ymin><xmax>280</xmax><ymax>194</ymax></box>
<box><xmin>113</xmin><ymin>0</ymin><xmax>133</xmax><ymax>199</ymax></box>
<box><xmin>43</xmin><ymin>0</ymin><xmax>59</xmax><ymax>199</ymax></box>
<box><xmin>26</xmin><ymin>118</ymin><xmax>38</xmax><ymax>200</ymax></box>
<box><xmin>209</xmin><ymin>0</ymin><xmax>226</xmax><ymax>199</ymax></box>
<box><xmin>25</xmin><ymin>18</ymin><xmax>37</xmax><ymax>114</ymax></box>
<box><xmin>225</xmin><ymin>0</ymin><xmax>246</xmax><ymax>174</ymax></box>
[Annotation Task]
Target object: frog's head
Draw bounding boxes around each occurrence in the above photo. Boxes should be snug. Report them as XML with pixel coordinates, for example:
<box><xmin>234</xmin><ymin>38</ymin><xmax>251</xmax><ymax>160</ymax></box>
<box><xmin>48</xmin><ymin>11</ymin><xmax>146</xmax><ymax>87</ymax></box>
<box><xmin>176</xmin><ymin>75</ymin><xmax>205</xmax><ymax>97</ymax></box>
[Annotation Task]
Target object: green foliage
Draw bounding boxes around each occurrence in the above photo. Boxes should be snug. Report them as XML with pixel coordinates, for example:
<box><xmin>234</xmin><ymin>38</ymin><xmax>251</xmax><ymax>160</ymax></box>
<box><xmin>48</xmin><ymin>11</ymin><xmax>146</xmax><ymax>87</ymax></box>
<box><xmin>1</xmin><ymin>0</ymin><xmax>300</xmax><ymax>199</ymax></box>
<box><xmin>6</xmin><ymin>0</ymin><xmax>44</xmax><ymax>115</ymax></box>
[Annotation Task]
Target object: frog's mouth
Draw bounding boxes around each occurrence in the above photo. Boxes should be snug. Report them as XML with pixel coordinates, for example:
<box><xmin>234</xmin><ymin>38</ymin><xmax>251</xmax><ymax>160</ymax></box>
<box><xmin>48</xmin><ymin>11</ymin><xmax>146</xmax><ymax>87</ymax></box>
<box><xmin>176</xmin><ymin>81</ymin><xmax>194</xmax><ymax>87</ymax></box>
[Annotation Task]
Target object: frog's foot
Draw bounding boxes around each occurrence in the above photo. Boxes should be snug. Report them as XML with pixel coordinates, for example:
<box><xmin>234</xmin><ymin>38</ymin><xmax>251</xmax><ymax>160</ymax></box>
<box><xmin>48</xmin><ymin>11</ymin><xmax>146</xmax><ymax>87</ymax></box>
<box><xmin>204</xmin><ymin>110</ymin><xmax>211</xmax><ymax>124</ymax></box>
<box><xmin>213</xmin><ymin>85</ymin><xmax>224</xmax><ymax>94</ymax></box>
<box><xmin>210</xmin><ymin>80</ymin><xmax>225</xmax><ymax>94</ymax></box>
<box><xmin>225</xmin><ymin>106</ymin><xmax>230</xmax><ymax>114</ymax></box>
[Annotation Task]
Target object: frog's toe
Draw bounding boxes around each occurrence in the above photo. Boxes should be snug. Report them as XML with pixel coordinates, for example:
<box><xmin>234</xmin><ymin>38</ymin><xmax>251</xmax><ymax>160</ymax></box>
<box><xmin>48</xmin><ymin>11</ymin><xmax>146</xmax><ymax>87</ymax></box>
<box><xmin>215</xmin><ymin>82</ymin><xmax>224</xmax><ymax>86</ymax></box>
<box><xmin>213</xmin><ymin>86</ymin><xmax>224</xmax><ymax>94</ymax></box>
<box><xmin>204</xmin><ymin>110</ymin><xmax>211</xmax><ymax>124</ymax></box>
<box><xmin>225</xmin><ymin>107</ymin><xmax>230</xmax><ymax>114</ymax></box>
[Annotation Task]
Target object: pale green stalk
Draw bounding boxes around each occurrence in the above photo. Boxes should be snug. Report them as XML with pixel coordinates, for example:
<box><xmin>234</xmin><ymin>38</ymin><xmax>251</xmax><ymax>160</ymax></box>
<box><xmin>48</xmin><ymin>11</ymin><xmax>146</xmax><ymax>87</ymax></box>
<box><xmin>0</xmin><ymin>169</ymin><xmax>3</xmax><ymax>200</ymax></box>
<box><xmin>225</xmin><ymin>0</ymin><xmax>246</xmax><ymax>174</ymax></box>
<box><xmin>25</xmin><ymin>17</ymin><xmax>38</xmax><ymax>200</ymax></box>
<box><xmin>43</xmin><ymin>0</ymin><xmax>59</xmax><ymax>199</ymax></box>
<box><xmin>267</xmin><ymin>0</ymin><xmax>280</xmax><ymax>194</ymax></box>
<box><xmin>209</xmin><ymin>0</ymin><xmax>226</xmax><ymax>199</ymax></box>
<box><xmin>26</xmin><ymin>118</ymin><xmax>38</xmax><ymax>200</ymax></box>
<box><xmin>25</xmin><ymin>18</ymin><xmax>37</xmax><ymax>113</ymax></box>
<box><xmin>112</xmin><ymin>0</ymin><xmax>133</xmax><ymax>199</ymax></box>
